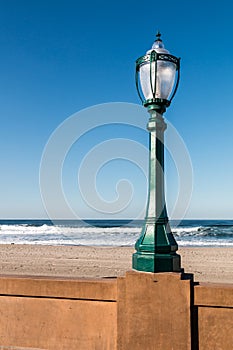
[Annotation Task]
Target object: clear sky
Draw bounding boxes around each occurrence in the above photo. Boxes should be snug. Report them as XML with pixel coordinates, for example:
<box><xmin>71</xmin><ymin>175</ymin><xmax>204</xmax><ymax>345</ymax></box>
<box><xmin>0</xmin><ymin>0</ymin><xmax>233</xmax><ymax>219</ymax></box>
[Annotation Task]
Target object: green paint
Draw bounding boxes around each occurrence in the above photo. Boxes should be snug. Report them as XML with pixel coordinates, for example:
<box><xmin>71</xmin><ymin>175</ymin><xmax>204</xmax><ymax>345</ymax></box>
<box><xmin>133</xmin><ymin>34</ymin><xmax>181</xmax><ymax>272</ymax></box>
<box><xmin>132</xmin><ymin>106</ymin><xmax>181</xmax><ymax>272</ymax></box>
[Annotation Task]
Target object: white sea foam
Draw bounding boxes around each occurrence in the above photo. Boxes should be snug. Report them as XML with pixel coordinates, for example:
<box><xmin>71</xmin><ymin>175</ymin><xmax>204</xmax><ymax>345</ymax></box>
<box><xmin>0</xmin><ymin>223</ymin><xmax>232</xmax><ymax>247</ymax></box>
<box><xmin>0</xmin><ymin>224</ymin><xmax>140</xmax><ymax>246</ymax></box>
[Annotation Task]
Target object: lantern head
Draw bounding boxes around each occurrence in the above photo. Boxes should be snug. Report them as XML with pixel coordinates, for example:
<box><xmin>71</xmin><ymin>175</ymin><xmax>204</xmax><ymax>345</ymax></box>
<box><xmin>136</xmin><ymin>32</ymin><xmax>180</xmax><ymax>113</ymax></box>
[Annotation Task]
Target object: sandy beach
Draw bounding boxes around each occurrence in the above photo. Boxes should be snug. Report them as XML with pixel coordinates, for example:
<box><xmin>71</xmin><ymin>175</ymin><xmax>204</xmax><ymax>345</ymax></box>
<box><xmin>0</xmin><ymin>244</ymin><xmax>232</xmax><ymax>284</ymax></box>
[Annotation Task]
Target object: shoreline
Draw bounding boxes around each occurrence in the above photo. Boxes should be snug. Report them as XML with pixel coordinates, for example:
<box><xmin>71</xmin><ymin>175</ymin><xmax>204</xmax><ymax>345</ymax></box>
<box><xmin>0</xmin><ymin>244</ymin><xmax>232</xmax><ymax>284</ymax></box>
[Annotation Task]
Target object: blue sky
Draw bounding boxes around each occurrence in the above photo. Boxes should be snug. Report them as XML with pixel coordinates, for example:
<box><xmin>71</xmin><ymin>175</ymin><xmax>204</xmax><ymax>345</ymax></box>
<box><xmin>0</xmin><ymin>0</ymin><xmax>233</xmax><ymax>219</ymax></box>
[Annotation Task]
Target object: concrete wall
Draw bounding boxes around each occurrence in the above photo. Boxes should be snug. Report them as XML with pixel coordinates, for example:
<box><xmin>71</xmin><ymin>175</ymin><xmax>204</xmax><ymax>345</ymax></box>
<box><xmin>194</xmin><ymin>283</ymin><xmax>233</xmax><ymax>350</ymax></box>
<box><xmin>0</xmin><ymin>276</ymin><xmax>117</xmax><ymax>349</ymax></box>
<box><xmin>117</xmin><ymin>272</ymin><xmax>192</xmax><ymax>350</ymax></box>
<box><xmin>0</xmin><ymin>272</ymin><xmax>232</xmax><ymax>349</ymax></box>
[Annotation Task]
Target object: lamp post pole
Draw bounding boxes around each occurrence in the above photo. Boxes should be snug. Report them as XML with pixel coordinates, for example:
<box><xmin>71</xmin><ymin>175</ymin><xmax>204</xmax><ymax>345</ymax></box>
<box><xmin>132</xmin><ymin>33</ymin><xmax>181</xmax><ymax>272</ymax></box>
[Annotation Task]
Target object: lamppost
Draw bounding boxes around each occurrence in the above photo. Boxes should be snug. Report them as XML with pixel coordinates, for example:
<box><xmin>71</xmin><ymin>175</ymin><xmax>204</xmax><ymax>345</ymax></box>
<box><xmin>133</xmin><ymin>32</ymin><xmax>181</xmax><ymax>272</ymax></box>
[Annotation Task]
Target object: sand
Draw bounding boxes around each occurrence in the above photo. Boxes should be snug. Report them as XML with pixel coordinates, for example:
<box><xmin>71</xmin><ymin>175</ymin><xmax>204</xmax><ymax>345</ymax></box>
<box><xmin>0</xmin><ymin>244</ymin><xmax>232</xmax><ymax>284</ymax></box>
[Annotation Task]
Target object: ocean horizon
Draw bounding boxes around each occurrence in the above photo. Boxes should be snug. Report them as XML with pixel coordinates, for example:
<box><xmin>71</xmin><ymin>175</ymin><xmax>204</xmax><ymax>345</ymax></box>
<box><xmin>0</xmin><ymin>219</ymin><xmax>233</xmax><ymax>247</ymax></box>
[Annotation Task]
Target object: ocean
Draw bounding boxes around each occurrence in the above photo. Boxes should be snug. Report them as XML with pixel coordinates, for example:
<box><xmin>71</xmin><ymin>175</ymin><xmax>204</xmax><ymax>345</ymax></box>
<box><xmin>0</xmin><ymin>219</ymin><xmax>233</xmax><ymax>247</ymax></box>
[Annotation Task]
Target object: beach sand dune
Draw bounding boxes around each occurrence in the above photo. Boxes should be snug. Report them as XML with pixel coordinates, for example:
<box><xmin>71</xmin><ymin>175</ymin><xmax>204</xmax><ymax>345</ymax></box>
<box><xmin>0</xmin><ymin>245</ymin><xmax>232</xmax><ymax>284</ymax></box>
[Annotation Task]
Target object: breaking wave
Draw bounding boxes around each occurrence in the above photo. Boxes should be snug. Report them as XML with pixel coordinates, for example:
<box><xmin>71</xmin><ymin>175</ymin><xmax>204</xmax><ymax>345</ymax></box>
<box><xmin>0</xmin><ymin>220</ymin><xmax>233</xmax><ymax>247</ymax></box>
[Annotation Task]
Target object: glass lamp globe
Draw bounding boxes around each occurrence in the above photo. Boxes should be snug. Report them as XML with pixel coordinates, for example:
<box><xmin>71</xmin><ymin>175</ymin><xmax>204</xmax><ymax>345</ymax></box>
<box><xmin>136</xmin><ymin>32</ymin><xmax>180</xmax><ymax>110</ymax></box>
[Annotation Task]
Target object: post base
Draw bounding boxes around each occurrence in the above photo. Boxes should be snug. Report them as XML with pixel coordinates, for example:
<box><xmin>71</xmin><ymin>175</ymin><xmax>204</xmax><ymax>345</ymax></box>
<box><xmin>132</xmin><ymin>251</ymin><xmax>181</xmax><ymax>273</ymax></box>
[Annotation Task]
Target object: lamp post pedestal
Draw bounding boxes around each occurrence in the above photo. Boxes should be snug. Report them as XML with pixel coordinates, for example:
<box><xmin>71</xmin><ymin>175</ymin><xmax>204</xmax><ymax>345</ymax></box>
<box><xmin>132</xmin><ymin>106</ymin><xmax>181</xmax><ymax>272</ymax></box>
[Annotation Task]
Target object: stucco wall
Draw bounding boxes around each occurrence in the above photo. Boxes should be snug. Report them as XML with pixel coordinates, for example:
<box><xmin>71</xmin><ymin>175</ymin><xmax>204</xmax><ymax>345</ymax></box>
<box><xmin>0</xmin><ymin>276</ymin><xmax>117</xmax><ymax>349</ymax></box>
<box><xmin>194</xmin><ymin>283</ymin><xmax>233</xmax><ymax>350</ymax></box>
<box><xmin>117</xmin><ymin>272</ymin><xmax>192</xmax><ymax>350</ymax></box>
<box><xmin>0</xmin><ymin>273</ymin><xmax>232</xmax><ymax>349</ymax></box>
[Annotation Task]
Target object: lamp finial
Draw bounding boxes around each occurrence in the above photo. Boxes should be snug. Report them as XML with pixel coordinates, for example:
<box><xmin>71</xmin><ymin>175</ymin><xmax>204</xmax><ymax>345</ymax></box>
<box><xmin>156</xmin><ymin>31</ymin><xmax>162</xmax><ymax>42</ymax></box>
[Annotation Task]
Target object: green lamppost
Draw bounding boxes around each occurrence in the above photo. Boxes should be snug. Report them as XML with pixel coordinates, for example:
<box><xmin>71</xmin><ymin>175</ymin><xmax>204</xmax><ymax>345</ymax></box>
<box><xmin>133</xmin><ymin>32</ymin><xmax>181</xmax><ymax>272</ymax></box>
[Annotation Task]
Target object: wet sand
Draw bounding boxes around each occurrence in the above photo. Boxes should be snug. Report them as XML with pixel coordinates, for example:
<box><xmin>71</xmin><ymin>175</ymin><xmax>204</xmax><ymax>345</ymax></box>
<box><xmin>0</xmin><ymin>245</ymin><xmax>232</xmax><ymax>284</ymax></box>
